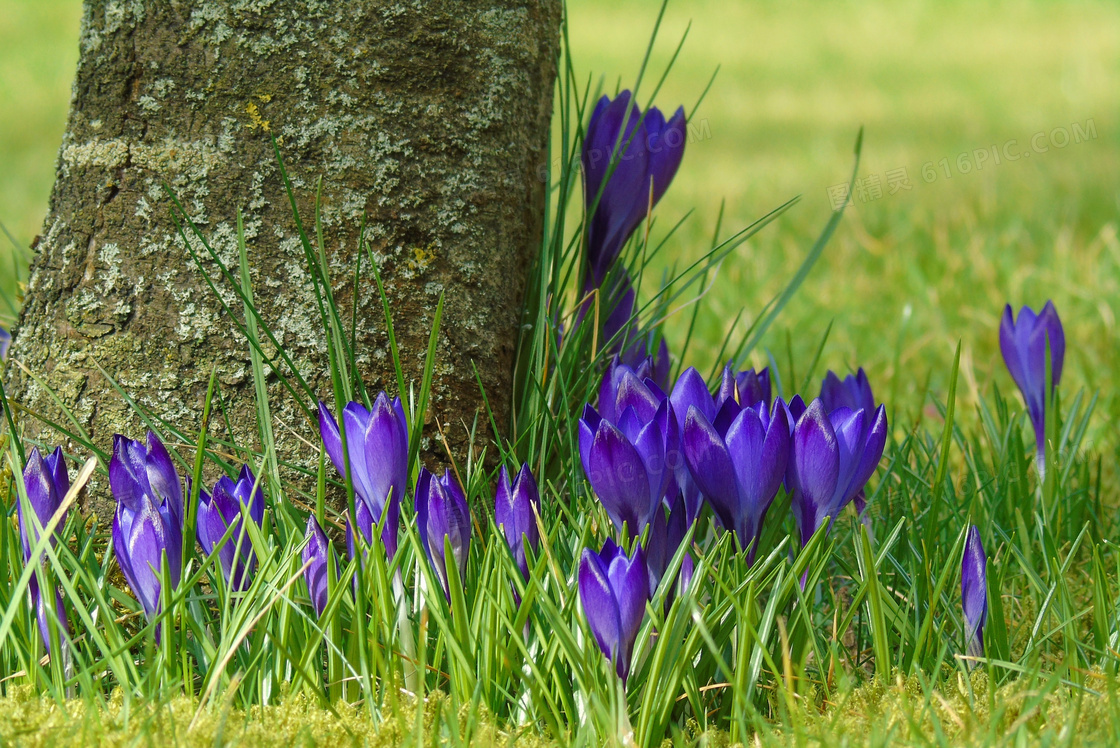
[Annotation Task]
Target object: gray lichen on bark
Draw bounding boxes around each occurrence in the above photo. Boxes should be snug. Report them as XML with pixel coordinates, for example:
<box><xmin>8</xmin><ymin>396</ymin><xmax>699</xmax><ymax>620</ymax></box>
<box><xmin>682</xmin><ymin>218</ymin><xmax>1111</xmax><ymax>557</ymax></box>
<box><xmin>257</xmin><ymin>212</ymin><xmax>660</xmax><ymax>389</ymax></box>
<box><xmin>8</xmin><ymin>0</ymin><xmax>561</xmax><ymax>518</ymax></box>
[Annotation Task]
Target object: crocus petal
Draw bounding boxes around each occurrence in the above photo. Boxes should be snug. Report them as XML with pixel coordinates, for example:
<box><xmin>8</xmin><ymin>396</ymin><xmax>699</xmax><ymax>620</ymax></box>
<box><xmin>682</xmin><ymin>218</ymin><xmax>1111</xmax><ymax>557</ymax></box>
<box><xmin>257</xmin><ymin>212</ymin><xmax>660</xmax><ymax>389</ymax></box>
<box><xmin>648</xmin><ymin>106</ymin><xmax>686</xmax><ymax>205</ymax></box>
<box><xmin>122</xmin><ymin>498</ymin><xmax>168</xmax><ymax>617</ymax></box>
<box><xmin>579</xmin><ymin>404</ymin><xmax>602</xmax><ymax>480</ymax></box>
<box><xmin>578</xmin><ymin>548</ymin><xmax>623</xmax><ymax>668</ymax></box>
<box><xmin>587</xmin><ymin>420</ymin><xmax>654</xmax><ymax>537</ymax></box>
<box><xmin>109</xmin><ymin>435</ymin><xmax>149</xmax><ymax>513</ymax></box>
<box><xmin>790</xmin><ymin>400</ymin><xmax>840</xmax><ymax>546</ymax></box>
<box><xmin>318</xmin><ymin>401</ymin><xmax>346</xmax><ymax>478</ymax></box>
<box><xmin>671</xmin><ymin>366</ymin><xmax>716</xmax><ymax>431</ymax></box>
<box><xmin>360</xmin><ymin>392</ymin><xmax>409</xmax><ymax>516</ymax></box>
<box><xmin>45</xmin><ymin>447</ymin><xmax>70</xmax><ymax>500</ymax></box>
<box><xmin>682</xmin><ymin>406</ymin><xmax>739</xmax><ymax>533</ymax></box>
<box><xmin>341</xmin><ymin>403</ymin><xmax>377</xmax><ymax>507</ymax></box>
<box><xmin>145</xmin><ymin>431</ymin><xmax>183</xmax><ymax>525</ymax></box>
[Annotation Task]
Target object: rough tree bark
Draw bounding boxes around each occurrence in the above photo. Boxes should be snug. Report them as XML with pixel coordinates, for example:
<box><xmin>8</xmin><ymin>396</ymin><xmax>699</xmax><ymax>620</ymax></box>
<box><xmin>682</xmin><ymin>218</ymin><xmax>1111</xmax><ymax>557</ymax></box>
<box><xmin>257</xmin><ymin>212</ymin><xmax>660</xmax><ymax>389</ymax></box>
<box><xmin>7</xmin><ymin>0</ymin><xmax>561</xmax><ymax>518</ymax></box>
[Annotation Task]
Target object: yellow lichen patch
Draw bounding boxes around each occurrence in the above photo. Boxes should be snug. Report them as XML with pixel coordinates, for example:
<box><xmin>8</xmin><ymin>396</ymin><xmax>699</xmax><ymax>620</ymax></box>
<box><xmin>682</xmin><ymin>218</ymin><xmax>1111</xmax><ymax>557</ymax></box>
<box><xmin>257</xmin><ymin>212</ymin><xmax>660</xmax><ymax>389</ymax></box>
<box><xmin>408</xmin><ymin>245</ymin><xmax>437</xmax><ymax>273</ymax></box>
<box><xmin>246</xmin><ymin>101</ymin><xmax>270</xmax><ymax>133</ymax></box>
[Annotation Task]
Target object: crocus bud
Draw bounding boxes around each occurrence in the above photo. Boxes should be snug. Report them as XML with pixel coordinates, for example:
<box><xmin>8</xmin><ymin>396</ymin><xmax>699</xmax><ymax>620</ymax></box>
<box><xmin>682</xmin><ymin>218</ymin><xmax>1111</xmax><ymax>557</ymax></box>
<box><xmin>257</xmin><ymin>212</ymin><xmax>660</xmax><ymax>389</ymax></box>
<box><xmin>962</xmin><ymin>525</ymin><xmax>988</xmax><ymax>660</ymax></box>
<box><xmin>416</xmin><ymin>468</ymin><xmax>472</xmax><ymax>601</ymax></box>
<box><xmin>319</xmin><ymin>393</ymin><xmax>408</xmax><ymax>560</ymax></box>
<box><xmin>109</xmin><ymin>432</ymin><xmax>184</xmax><ymax>620</ymax></box>
<box><xmin>0</xmin><ymin>325</ymin><xmax>10</xmax><ymax>360</ymax></box>
<box><xmin>19</xmin><ymin>447</ymin><xmax>70</xmax><ymax>651</ymax></box>
<box><xmin>578</xmin><ymin>539</ymin><xmax>649</xmax><ymax>683</ymax></box>
<box><xmin>788</xmin><ymin>399</ymin><xmax>886</xmax><ymax>548</ymax></box>
<box><xmin>999</xmin><ymin>302</ymin><xmax>1065</xmax><ymax>466</ymax></box>
<box><xmin>682</xmin><ymin>399</ymin><xmax>790</xmax><ymax>564</ymax></box>
<box><xmin>495</xmin><ymin>463</ymin><xmax>540</xmax><ymax>581</ymax></box>
<box><xmin>303</xmin><ymin>515</ymin><xmax>335</xmax><ymax>618</ymax></box>
<box><xmin>582</xmin><ymin>91</ymin><xmax>686</xmax><ymax>289</ymax></box>
<box><xmin>196</xmin><ymin>464</ymin><xmax>265</xmax><ymax>591</ymax></box>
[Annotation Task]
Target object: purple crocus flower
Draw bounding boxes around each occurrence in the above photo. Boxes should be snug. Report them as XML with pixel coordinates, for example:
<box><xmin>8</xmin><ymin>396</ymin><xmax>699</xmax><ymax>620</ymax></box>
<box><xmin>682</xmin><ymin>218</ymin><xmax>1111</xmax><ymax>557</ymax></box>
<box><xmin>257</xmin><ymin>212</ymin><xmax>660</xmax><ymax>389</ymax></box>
<box><xmin>682</xmin><ymin>399</ymin><xmax>790</xmax><ymax>564</ymax></box>
<box><xmin>820</xmin><ymin>368</ymin><xmax>875</xmax><ymax>417</ymax></box>
<box><xmin>582</xmin><ymin>91</ymin><xmax>686</xmax><ymax>290</ymax></box>
<box><xmin>0</xmin><ymin>325</ymin><xmax>10</xmax><ymax>360</ymax></box>
<box><xmin>495</xmin><ymin>463</ymin><xmax>541</xmax><ymax>582</ymax></box>
<box><xmin>820</xmin><ymin>368</ymin><xmax>880</xmax><ymax>516</ymax></box>
<box><xmin>578</xmin><ymin>539</ymin><xmax>649</xmax><ymax>682</ymax></box>
<box><xmin>961</xmin><ymin>524</ymin><xmax>988</xmax><ymax>659</ymax></box>
<box><xmin>416</xmin><ymin>468</ymin><xmax>472</xmax><ymax>601</ymax></box>
<box><xmin>19</xmin><ymin>447</ymin><xmax>70</xmax><ymax>651</ymax></box>
<box><xmin>999</xmin><ymin>302</ymin><xmax>1065</xmax><ymax>466</ymax></box>
<box><xmin>109</xmin><ymin>432</ymin><xmax>184</xmax><ymax>620</ymax></box>
<box><xmin>319</xmin><ymin>393</ymin><xmax>408</xmax><ymax>560</ymax></box>
<box><xmin>196</xmin><ymin>464</ymin><xmax>265</xmax><ymax>591</ymax></box>
<box><xmin>788</xmin><ymin>399</ymin><xmax>887</xmax><ymax>548</ymax></box>
<box><xmin>303</xmin><ymin>515</ymin><xmax>336</xmax><ymax>618</ymax></box>
<box><xmin>581</xmin><ymin>367</ymin><xmax>677</xmax><ymax>539</ymax></box>
<box><xmin>715</xmin><ymin>364</ymin><xmax>771</xmax><ymax>413</ymax></box>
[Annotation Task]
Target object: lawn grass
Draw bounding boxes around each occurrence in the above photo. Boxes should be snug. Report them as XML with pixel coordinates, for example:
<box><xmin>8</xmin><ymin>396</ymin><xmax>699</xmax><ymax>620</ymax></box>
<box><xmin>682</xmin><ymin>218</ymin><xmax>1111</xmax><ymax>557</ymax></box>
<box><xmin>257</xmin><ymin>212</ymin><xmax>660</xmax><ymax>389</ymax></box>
<box><xmin>1</xmin><ymin>1</ymin><xmax>1119</xmax><ymax>746</ymax></box>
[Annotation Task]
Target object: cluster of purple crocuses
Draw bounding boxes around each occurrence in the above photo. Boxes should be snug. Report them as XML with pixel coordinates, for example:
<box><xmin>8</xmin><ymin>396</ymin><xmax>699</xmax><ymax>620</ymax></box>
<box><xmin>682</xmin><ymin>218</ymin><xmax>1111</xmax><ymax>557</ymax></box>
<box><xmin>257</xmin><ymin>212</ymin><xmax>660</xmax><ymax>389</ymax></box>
<box><xmin>577</xmin><ymin>357</ymin><xmax>888</xmax><ymax>680</ymax></box>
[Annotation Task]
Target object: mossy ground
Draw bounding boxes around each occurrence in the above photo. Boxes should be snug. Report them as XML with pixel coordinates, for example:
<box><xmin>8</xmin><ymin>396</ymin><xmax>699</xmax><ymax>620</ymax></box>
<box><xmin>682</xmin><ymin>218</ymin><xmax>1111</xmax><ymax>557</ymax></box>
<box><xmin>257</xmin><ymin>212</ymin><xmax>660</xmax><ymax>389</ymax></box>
<box><xmin>2</xmin><ymin>673</ymin><xmax>1114</xmax><ymax>746</ymax></box>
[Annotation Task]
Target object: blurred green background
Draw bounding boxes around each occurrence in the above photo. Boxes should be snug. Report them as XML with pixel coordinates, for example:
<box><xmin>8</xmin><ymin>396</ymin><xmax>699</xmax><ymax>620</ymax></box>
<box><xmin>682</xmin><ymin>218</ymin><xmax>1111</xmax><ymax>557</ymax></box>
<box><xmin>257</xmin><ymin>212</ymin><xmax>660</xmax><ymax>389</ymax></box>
<box><xmin>1</xmin><ymin>0</ymin><xmax>1118</xmax><ymax>435</ymax></box>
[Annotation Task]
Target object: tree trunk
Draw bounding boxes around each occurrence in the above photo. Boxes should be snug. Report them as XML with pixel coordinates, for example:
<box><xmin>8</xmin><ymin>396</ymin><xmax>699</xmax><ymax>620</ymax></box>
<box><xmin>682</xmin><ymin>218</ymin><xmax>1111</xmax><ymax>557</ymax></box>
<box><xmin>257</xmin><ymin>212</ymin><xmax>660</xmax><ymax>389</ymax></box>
<box><xmin>7</xmin><ymin>0</ymin><xmax>561</xmax><ymax>518</ymax></box>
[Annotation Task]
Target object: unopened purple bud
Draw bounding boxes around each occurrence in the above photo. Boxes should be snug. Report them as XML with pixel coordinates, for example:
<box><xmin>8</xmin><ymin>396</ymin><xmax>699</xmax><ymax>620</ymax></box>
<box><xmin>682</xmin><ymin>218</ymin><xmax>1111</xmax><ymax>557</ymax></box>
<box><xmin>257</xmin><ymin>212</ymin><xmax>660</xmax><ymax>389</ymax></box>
<box><xmin>999</xmin><ymin>302</ymin><xmax>1064</xmax><ymax>465</ymax></box>
<box><xmin>416</xmin><ymin>468</ymin><xmax>472</xmax><ymax>601</ymax></box>
<box><xmin>961</xmin><ymin>525</ymin><xmax>988</xmax><ymax>659</ymax></box>
<box><xmin>578</xmin><ymin>539</ymin><xmax>649</xmax><ymax>682</ymax></box>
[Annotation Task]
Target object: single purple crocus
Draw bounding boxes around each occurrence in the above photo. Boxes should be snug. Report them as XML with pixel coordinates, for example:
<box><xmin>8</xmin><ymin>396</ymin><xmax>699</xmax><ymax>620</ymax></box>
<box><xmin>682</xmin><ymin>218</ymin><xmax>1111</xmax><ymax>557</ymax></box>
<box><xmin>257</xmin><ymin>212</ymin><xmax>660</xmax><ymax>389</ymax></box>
<box><xmin>682</xmin><ymin>399</ymin><xmax>790</xmax><ymax>564</ymax></box>
<box><xmin>820</xmin><ymin>368</ymin><xmax>875</xmax><ymax>417</ymax></box>
<box><xmin>19</xmin><ymin>447</ymin><xmax>70</xmax><ymax>651</ymax></box>
<box><xmin>319</xmin><ymin>393</ymin><xmax>408</xmax><ymax>560</ymax></box>
<box><xmin>820</xmin><ymin>368</ymin><xmax>879</xmax><ymax>517</ymax></box>
<box><xmin>788</xmin><ymin>399</ymin><xmax>887</xmax><ymax>548</ymax></box>
<box><xmin>109</xmin><ymin>432</ymin><xmax>184</xmax><ymax>621</ymax></box>
<box><xmin>999</xmin><ymin>302</ymin><xmax>1065</xmax><ymax>466</ymax></box>
<box><xmin>196</xmin><ymin>464</ymin><xmax>265</xmax><ymax>591</ymax></box>
<box><xmin>961</xmin><ymin>524</ymin><xmax>988</xmax><ymax>659</ymax></box>
<box><xmin>0</xmin><ymin>325</ymin><xmax>10</xmax><ymax>360</ymax></box>
<box><xmin>578</xmin><ymin>539</ymin><xmax>649</xmax><ymax>683</ymax></box>
<box><xmin>715</xmin><ymin>363</ymin><xmax>772</xmax><ymax>413</ymax></box>
<box><xmin>303</xmin><ymin>515</ymin><xmax>336</xmax><ymax>618</ymax></box>
<box><xmin>495</xmin><ymin>463</ymin><xmax>541</xmax><ymax>583</ymax></box>
<box><xmin>416</xmin><ymin>468</ymin><xmax>472</xmax><ymax>601</ymax></box>
<box><xmin>581</xmin><ymin>367</ymin><xmax>678</xmax><ymax>539</ymax></box>
<box><xmin>582</xmin><ymin>91</ymin><xmax>686</xmax><ymax>290</ymax></box>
